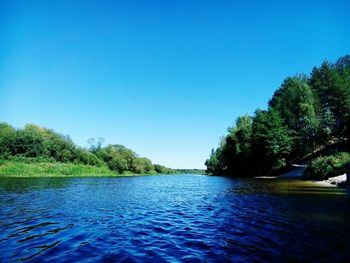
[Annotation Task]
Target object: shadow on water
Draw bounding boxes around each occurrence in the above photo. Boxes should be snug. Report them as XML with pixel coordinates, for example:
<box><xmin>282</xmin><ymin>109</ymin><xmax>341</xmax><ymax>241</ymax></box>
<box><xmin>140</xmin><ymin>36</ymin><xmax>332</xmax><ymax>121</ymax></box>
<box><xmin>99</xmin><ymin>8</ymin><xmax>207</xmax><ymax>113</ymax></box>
<box><xmin>0</xmin><ymin>177</ymin><xmax>72</xmax><ymax>193</ymax></box>
<box><xmin>225</xmin><ymin>177</ymin><xmax>348</xmax><ymax>196</ymax></box>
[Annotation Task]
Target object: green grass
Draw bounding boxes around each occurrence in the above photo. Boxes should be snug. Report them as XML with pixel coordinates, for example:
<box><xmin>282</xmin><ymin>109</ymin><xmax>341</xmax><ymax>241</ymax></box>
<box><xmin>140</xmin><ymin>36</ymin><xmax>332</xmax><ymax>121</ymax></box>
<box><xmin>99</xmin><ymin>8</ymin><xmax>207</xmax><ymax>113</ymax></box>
<box><xmin>0</xmin><ymin>160</ymin><xmax>178</xmax><ymax>177</ymax></box>
<box><xmin>0</xmin><ymin>161</ymin><xmax>118</xmax><ymax>177</ymax></box>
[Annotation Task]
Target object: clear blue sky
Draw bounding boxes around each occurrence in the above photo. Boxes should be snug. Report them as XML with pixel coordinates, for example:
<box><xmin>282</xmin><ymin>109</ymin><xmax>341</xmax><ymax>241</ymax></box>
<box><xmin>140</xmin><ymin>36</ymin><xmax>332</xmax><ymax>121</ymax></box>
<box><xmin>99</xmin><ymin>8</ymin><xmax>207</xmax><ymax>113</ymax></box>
<box><xmin>1</xmin><ymin>0</ymin><xmax>349</xmax><ymax>168</ymax></box>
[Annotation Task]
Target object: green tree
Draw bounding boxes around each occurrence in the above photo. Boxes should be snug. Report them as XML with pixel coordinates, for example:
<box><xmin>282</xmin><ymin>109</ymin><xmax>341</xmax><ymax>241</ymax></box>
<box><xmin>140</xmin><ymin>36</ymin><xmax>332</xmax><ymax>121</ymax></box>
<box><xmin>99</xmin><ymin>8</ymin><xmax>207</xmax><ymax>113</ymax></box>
<box><xmin>154</xmin><ymin>164</ymin><xmax>172</xmax><ymax>174</ymax></box>
<box><xmin>220</xmin><ymin>115</ymin><xmax>253</xmax><ymax>176</ymax></box>
<box><xmin>44</xmin><ymin>132</ymin><xmax>76</xmax><ymax>162</ymax></box>
<box><xmin>309</xmin><ymin>61</ymin><xmax>350</xmax><ymax>140</ymax></box>
<box><xmin>74</xmin><ymin>148</ymin><xmax>104</xmax><ymax>166</ymax></box>
<box><xmin>130</xmin><ymin>157</ymin><xmax>154</xmax><ymax>174</ymax></box>
<box><xmin>251</xmin><ymin>109</ymin><xmax>293</xmax><ymax>173</ymax></box>
<box><xmin>0</xmin><ymin>122</ymin><xmax>171</xmax><ymax>174</ymax></box>
<box><xmin>269</xmin><ymin>76</ymin><xmax>320</xmax><ymax>156</ymax></box>
<box><xmin>11</xmin><ymin>125</ymin><xmax>46</xmax><ymax>158</ymax></box>
<box><xmin>0</xmin><ymin>123</ymin><xmax>16</xmax><ymax>159</ymax></box>
<box><xmin>205</xmin><ymin>148</ymin><xmax>223</xmax><ymax>174</ymax></box>
<box><xmin>206</xmin><ymin>54</ymin><xmax>350</xmax><ymax>177</ymax></box>
<box><xmin>96</xmin><ymin>145</ymin><xmax>128</xmax><ymax>173</ymax></box>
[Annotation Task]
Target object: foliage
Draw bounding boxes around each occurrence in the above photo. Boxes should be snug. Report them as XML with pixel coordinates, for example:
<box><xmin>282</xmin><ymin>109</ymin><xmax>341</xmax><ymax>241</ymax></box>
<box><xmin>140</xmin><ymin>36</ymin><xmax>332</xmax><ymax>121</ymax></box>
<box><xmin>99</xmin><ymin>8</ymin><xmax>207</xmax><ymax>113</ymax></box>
<box><xmin>130</xmin><ymin>157</ymin><xmax>154</xmax><ymax>174</ymax></box>
<box><xmin>205</xmin><ymin>147</ymin><xmax>224</xmax><ymax>174</ymax></box>
<box><xmin>206</xmin><ymin>110</ymin><xmax>293</xmax><ymax>176</ymax></box>
<box><xmin>269</xmin><ymin>76</ymin><xmax>320</xmax><ymax>157</ymax></box>
<box><xmin>0</xmin><ymin>123</ymin><xmax>171</xmax><ymax>176</ymax></box>
<box><xmin>251</xmin><ymin>109</ymin><xmax>293</xmax><ymax>173</ymax></box>
<box><xmin>0</xmin><ymin>123</ymin><xmax>16</xmax><ymax>159</ymax></box>
<box><xmin>206</xmin><ymin>54</ymin><xmax>350</xmax><ymax>177</ymax></box>
<box><xmin>154</xmin><ymin>164</ymin><xmax>174</xmax><ymax>174</ymax></box>
<box><xmin>74</xmin><ymin>148</ymin><xmax>104</xmax><ymax>166</ymax></box>
<box><xmin>303</xmin><ymin>152</ymin><xmax>350</xmax><ymax>180</ymax></box>
<box><xmin>309</xmin><ymin>60</ymin><xmax>350</xmax><ymax>140</ymax></box>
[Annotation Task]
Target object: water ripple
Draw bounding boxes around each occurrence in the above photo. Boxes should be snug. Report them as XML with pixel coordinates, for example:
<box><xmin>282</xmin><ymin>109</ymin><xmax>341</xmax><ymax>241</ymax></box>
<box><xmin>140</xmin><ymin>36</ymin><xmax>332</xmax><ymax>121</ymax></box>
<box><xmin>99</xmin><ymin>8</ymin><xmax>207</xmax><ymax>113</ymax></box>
<box><xmin>0</xmin><ymin>175</ymin><xmax>349</xmax><ymax>262</ymax></box>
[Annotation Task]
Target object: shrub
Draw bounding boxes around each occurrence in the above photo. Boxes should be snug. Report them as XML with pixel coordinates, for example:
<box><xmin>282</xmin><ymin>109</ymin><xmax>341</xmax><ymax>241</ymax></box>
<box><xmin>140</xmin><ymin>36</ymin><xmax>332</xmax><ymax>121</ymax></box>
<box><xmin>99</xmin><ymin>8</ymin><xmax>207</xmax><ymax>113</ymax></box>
<box><xmin>303</xmin><ymin>152</ymin><xmax>350</xmax><ymax>180</ymax></box>
<box><xmin>74</xmin><ymin>148</ymin><xmax>104</xmax><ymax>166</ymax></box>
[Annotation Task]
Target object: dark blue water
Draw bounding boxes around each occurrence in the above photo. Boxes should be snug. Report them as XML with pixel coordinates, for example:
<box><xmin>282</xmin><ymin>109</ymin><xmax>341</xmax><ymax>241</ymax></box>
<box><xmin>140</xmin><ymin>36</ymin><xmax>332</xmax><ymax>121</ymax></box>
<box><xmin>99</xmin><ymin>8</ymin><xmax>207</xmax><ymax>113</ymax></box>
<box><xmin>0</xmin><ymin>175</ymin><xmax>350</xmax><ymax>262</ymax></box>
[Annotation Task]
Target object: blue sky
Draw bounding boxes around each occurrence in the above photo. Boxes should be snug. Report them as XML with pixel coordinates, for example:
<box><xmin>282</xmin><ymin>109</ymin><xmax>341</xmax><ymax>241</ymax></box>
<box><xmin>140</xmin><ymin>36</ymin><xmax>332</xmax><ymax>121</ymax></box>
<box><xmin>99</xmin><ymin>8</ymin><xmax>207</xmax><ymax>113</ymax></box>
<box><xmin>1</xmin><ymin>0</ymin><xmax>349</xmax><ymax>168</ymax></box>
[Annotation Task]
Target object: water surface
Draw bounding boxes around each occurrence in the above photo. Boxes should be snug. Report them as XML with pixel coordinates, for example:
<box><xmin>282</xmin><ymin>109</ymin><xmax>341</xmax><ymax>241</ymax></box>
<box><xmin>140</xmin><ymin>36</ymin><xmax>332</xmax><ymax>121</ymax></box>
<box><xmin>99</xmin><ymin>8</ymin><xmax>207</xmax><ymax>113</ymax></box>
<box><xmin>0</xmin><ymin>175</ymin><xmax>349</xmax><ymax>262</ymax></box>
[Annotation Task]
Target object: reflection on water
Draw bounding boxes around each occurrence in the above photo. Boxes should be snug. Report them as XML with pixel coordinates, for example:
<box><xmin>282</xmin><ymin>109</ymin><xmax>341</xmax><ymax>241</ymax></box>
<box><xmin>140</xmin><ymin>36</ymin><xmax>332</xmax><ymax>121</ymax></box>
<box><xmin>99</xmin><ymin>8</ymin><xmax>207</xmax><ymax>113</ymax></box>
<box><xmin>0</xmin><ymin>175</ymin><xmax>349</xmax><ymax>262</ymax></box>
<box><xmin>0</xmin><ymin>177</ymin><xmax>71</xmax><ymax>193</ymax></box>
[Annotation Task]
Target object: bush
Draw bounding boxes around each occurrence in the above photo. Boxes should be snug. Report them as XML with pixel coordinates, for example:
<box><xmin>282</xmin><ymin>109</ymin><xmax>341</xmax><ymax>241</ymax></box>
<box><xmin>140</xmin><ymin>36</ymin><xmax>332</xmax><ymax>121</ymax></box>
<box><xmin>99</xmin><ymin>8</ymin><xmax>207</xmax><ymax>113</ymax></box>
<box><xmin>108</xmin><ymin>157</ymin><xmax>128</xmax><ymax>173</ymax></box>
<box><xmin>0</xmin><ymin>122</ymin><xmax>172</xmax><ymax>176</ymax></box>
<box><xmin>303</xmin><ymin>152</ymin><xmax>350</xmax><ymax>180</ymax></box>
<box><xmin>154</xmin><ymin>164</ymin><xmax>173</xmax><ymax>174</ymax></box>
<box><xmin>74</xmin><ymin>148</ymin><xmax>104</xmax><ymax>166</ymax></box>
<box><xmin>130</xmin><ymin>157</ymin><xmax>154</xmax><ymax>174</ymax></box>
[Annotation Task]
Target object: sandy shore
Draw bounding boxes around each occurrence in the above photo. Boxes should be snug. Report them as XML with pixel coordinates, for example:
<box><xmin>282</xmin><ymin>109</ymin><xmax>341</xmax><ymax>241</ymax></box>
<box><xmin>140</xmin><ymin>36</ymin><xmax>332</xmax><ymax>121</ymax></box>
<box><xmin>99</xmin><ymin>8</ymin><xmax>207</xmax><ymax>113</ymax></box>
<box><xmin>314</xmin><ymin>174</ymin><xmax>347</xmax><ymax>187</ymax></box>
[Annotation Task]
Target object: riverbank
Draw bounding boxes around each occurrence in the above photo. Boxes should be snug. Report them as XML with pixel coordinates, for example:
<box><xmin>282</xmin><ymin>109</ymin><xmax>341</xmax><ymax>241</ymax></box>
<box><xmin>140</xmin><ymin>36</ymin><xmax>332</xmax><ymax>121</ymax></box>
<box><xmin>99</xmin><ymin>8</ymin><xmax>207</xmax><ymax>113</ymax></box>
<box><xmin>0</xmin><ymin>161</ymin><xmax>168</xmax><ymax>177</ymax></box>
<box><xmin>0</xmin><ymin>161</ymin><xmax>116</xmax><ymax>177</ymax></box>
<box><xmin>314</xmin><ymin>173</ymin><xmax>347</xmax><ymax>187</ymax></box>
<box><xmin>0</xmin><ymin>160</ymin><xmax>205</xmax><ymax>178</ymax></box>
<box><xmin>255</xmin><ymin>165</ymin><xmax>348</xmax><ymax>189</ymax></box>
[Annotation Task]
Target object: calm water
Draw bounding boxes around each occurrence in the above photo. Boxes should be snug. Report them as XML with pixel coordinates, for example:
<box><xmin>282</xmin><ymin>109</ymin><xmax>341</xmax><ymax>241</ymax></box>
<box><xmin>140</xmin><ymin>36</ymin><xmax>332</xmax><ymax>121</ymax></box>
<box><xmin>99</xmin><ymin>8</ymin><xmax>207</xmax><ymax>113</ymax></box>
<box><xmin>0</xmin><ymin>175</ymin><xmax>349</xmax><ymax>262</ymax></box>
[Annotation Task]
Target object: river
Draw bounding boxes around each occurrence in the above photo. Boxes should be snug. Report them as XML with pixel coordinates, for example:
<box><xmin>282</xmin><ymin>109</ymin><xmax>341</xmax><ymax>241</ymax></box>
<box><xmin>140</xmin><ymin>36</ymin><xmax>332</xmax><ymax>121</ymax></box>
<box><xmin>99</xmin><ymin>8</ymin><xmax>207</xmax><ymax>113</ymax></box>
<box><xmin>0</xmin><ymin>174</ymin><xmax>349</xmax><ymax>262</ymax></box>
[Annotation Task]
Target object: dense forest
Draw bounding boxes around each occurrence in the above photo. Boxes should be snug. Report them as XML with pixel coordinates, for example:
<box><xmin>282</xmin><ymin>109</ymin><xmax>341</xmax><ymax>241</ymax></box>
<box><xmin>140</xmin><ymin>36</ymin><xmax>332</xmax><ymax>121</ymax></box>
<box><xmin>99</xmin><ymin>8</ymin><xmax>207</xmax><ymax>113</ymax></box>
<box><xmin>0</xmin><ymin>123</ymin><xmax>173</xmax><ymax>176</ymax></box>
<box><xmin>205</xmin><ymin>55</ymin><xmax>350</xmax><ymax>177</ymax></box>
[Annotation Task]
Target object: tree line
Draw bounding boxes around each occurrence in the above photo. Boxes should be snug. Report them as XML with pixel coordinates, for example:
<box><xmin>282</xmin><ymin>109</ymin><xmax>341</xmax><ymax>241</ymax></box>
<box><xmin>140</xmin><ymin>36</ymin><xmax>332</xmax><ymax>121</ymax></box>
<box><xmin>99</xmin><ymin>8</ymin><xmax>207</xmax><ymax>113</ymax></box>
<box><xmin>205</xmin><ymin>55</ymin><xmax>350</xmax><ymax>176</ymax></box>
<box><xmin>0</xmin><ymin>123</ymin><xmax>173</xmax><ymax>174</ymax></box>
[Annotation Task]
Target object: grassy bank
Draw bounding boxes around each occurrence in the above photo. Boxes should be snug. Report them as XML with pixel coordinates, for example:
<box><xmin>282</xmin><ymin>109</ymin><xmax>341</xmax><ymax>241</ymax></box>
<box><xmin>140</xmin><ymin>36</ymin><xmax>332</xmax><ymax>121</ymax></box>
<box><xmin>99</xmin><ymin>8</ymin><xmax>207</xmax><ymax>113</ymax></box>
<box><xmin>0</xmin><ymin>161</ymin><xmax>119</xmax><ymax>177</ymax></box>
<box><xmin>0</xmin><ymin>161</ymin><xmax>181</xmax><ymax>177</ymax></box>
